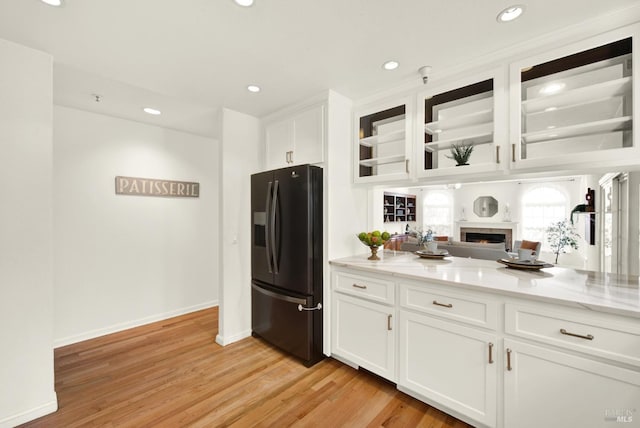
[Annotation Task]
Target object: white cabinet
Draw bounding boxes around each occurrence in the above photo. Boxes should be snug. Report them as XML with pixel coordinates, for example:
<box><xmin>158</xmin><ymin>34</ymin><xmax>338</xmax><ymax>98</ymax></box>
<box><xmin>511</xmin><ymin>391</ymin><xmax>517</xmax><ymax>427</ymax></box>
<box><xmin>332</xmin><ymin>292</ymin><xmax>395</xmax><ymax>381</ymax></box>
<box><xmin>509</xmin><ymin>24</ymin><xmax>639</xmax><ymax>172</ymax></box>
<box><xmin>503</xmin><ymin>339</ymin><xmax>640</xmax><ymax>428</ymax></box>
<box><xmin>265</xmin><ymin>103</ymin><xmax>325</xmax><ymax>169</ymax></box>
<box><xmin>354</xmin><ymin>96</ymin><xmax>413</xmax><ymax>183</ymax></box>
<box><xmin>329</xmin><ymin>264</ymin><xmax>640</xmax><ymax>428</ymax></box>
<box><xmin>398</xmin><ymin>310</ymin><xmax>497</xmax><ymax>427</ymax></box>
<box><xmin>504</xmin><ymin>303</ymin><xmax>640</xmax><ymax>428</ymax></box>
<box><xmin>416</xmin><ymin>68</ymin><xmax>507</xmax><ymax>181</ymax></box>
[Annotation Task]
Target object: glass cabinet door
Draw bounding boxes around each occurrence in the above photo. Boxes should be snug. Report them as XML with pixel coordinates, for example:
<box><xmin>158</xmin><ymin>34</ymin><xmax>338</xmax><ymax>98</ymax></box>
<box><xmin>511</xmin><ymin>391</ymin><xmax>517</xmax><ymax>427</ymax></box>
<box><xmin>354</xmin><ymin>96</ymin><xmax>413</xmax><ymax>183</ymax></box>
<box><xmin>416</xmin><ymin>69</ymin><xmax>505</xmax><ymax>179</ymax></box>
<box><xmin>510</xmin><ymin>25</ymin><xmax>638</xmax><ymax>170</ymax></box>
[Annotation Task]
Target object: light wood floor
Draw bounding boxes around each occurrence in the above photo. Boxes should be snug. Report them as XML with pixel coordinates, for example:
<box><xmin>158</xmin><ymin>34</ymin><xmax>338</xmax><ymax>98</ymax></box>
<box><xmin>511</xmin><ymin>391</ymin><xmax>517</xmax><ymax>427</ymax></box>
<box><xmin>21</xmin><ymin>307</ymin><xmax>471</xmax><ymax>427</ymax></box>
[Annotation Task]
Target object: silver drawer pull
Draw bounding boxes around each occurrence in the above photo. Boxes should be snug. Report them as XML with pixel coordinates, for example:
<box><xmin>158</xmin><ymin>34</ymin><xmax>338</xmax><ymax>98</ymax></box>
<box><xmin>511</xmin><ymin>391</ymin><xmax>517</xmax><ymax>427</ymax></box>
<box><xmin>432</xmin><ymin>300</ymin><xmax>453</xmax><ymax>308</ymax></box>
<box><xmin>352</xmin><ymin>283</ymin><xmax>367</xmax><ymax>289</ymax></box>
<box><xmin>560</xmin><ymin>328</ymin><xmax>594</xmax><ymax>341</ymax></box>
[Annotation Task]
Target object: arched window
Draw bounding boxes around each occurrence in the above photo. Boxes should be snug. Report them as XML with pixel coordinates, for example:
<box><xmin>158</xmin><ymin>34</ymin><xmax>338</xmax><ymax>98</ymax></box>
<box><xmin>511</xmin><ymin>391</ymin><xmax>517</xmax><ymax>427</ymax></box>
<box><xmin>422</xmin><ymin>191</ymin><xmax>453</xmax><ymax>237</ymax></box>
<box><xmin>521</xmin><ymin>186</ymin><xmax>568</xmax><ymax>250</ymax></box>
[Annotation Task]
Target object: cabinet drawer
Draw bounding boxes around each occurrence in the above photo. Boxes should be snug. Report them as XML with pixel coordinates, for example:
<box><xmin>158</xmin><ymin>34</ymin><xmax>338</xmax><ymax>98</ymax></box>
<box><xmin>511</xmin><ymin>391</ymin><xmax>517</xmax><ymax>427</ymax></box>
<box><xmin>333</xmin><ymin>271</ymin><xmax>394</xmax><ymax>304</ymax></box>
<box><xmin>399</xmin><ymin>282</ymin><xmax>498</xmax><ymax>330</ymax></box>
<box><xmin>505</xmin><ymin>303</ymin><xmax>640</xmax><ymax>367</ymax></box>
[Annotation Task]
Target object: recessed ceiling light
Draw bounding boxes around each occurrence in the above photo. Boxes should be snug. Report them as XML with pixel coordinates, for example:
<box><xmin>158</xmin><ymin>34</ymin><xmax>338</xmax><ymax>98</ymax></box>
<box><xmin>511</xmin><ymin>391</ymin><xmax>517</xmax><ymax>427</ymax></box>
<box><xmin>497</xmin><ymin>5</ymin><xmax>525</xmax><ymax>23</ymax></box>
<box><xmin>539</xmin><ymin>82</ymin><xmax>566</xmax><ymax>95</ymax></box>
<box><xmin>40</xmin><ymin>0</ymin><xmax>62</xmax><ymax>6</ymax></box>
<box><xmin>382</xmin><ymin>60</ymin><xmax>399</xmax><ymax>70</ymax></box>
<box><xmin>234</xmin><ymin>0</ymin><xmax>254</xmax><ymax>6</ymax></box>
<box><xmin>143</xmin><ymin>107</ymin><xmax>161</xmax><ymax>116</ymax></box>
<box><xmin>247</xmin><ymin>85</ymin><xmax>261</xmax><ymax>93</ymax></box>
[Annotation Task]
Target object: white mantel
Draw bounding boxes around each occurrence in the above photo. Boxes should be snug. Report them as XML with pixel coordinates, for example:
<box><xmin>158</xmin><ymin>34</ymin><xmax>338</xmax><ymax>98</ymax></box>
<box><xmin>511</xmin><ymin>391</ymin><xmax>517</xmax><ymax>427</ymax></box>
<box><xmin>455</xmin><ymin>221</ymin><xmax>519</xmax><ymax>229</ymax></box>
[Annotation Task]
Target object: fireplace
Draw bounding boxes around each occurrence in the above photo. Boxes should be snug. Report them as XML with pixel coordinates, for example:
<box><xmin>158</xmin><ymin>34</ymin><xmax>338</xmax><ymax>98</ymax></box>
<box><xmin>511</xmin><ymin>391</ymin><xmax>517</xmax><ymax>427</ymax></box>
<box><xmin>460</xmin><ymin>227</ymin><xmax>513</xmax><ymax>251</ymax></box>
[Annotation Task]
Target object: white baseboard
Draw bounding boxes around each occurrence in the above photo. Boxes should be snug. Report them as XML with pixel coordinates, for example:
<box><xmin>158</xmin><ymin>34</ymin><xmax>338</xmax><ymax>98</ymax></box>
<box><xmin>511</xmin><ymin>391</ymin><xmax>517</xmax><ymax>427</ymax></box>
<box><xmin>0</xmin><ymin>392</ymin><xmax>57</xmax><ymax>428</ymax></box>
<box><xmin>215</xmin><ymin>329</ymin><xmax>251</xmax><ymax>346</ymax></box>
<box><xmin>54</xmin><ymin>300</ymin><xmax>219</xmax><ymax>348</ymax></box>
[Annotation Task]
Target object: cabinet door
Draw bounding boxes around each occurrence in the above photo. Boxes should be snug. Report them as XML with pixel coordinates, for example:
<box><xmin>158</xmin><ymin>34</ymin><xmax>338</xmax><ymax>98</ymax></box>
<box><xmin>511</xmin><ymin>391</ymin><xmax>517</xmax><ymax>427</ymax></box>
<box><xmin>416</xmin><ymin>68</ymin><xmax>506</xmax><ymax>181</ymax></box>
<box><xmin>332</xmin><ymin>293</ymin><xmax>395</xmax><ymax>381</ymax></box>
<box><xmin>509</xmin><ymin>24</ymin><xmax>638</xmax><ymax>172</ymax></box>
<box><xmin>354</xmin><ymin>96</ymin><xmax>413</xmax><ymax>183</ymax></box>
<box><xmin>504</xmin><ymin>339</ymin><xmax>640</xmax><ymax>428</ymax></box>
<box><xmin>398</xmin><ymin>310</ymin><xmax>497</xmax><ymax>427</ymax></box>
<box><xmin>292</xmin><ymin>104</ymin><xmax>325</xmax><ymax>166</ymax></box>
<box><xmin>265</xmin><ymin>119</ymin><xmax>294</xmax><ymax>170</ymax></box>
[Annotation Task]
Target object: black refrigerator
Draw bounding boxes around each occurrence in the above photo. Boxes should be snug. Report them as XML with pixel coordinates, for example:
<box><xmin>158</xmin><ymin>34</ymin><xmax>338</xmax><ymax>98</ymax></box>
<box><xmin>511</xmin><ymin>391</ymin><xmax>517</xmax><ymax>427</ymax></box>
<box><xmin>251</xmin><ymin>164</ymin><xmax>323</xmax><ymax>367</ymax></box>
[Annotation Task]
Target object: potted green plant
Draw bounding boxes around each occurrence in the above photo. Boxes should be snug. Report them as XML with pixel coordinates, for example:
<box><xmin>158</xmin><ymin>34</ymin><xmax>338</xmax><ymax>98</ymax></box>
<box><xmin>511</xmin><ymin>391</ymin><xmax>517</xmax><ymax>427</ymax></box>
<box><xmin>446</xmin><ymin>141</ymin><xmax>474</xmax><ymax>166</ymax></box>
<box><xmin>546</xmin><ymin>219</ymin><xmax>579</xmax><ymax>264</ymax></box>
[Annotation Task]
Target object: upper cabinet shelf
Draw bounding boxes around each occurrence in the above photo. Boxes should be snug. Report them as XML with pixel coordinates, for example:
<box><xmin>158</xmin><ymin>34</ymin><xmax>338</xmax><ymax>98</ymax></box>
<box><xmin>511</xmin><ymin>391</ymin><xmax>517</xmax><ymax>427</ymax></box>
<box><xmin>359</xmin><ymin>129</ymin><xmax>405</xmax><ymax>147</ymax></box>
<box><xmin>424</xmin><ymin>107</ymin><xmax>493</xmax><ymax>135</ymax></box>
<box><xmin>424</xmin><ymin>131</ymin><xmax>493</xmax><ymax>152</ymax></box>
<box><xmin>521</xmin><ymin>76</ymin><xmax>632</xmax><ymax>115</ymax></box>
<box><xmin>359</xmin><ymin>154</ymin><xmax>405</xmax><ymax>168</ymax></box>
<box><xmin>522</xmin><ymin>116</ymin><xmax>632</xmax><ymax>144</ymax></box>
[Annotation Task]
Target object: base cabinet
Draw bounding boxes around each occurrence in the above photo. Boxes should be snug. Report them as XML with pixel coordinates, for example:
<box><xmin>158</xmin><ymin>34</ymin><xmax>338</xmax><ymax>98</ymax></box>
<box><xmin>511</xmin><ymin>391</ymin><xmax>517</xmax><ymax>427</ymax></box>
<box><xmin>330</xmin><ymin>265</ymin><xmax>640</xmax><ymax>428</ymax></box>
<box><xmin>332</xmin><ymin>292</ymin><xmax>395</xmax><ymax>381</ymax></box>
<box><xmin>399</xmin><ymin>310</ymin><xmax>497</xmax><ymax>427</ymax></box>
<box><xmin>504</xmin><ymin>340</ymin><xmax>640</xmax><ymax>428</ymax></box>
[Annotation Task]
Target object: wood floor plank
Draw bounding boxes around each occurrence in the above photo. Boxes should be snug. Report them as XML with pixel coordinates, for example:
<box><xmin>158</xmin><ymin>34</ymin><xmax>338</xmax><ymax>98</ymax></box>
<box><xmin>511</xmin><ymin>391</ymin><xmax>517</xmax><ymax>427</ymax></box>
<box><xmin>20</xmin><ymin>307</ymin><xmax>472</xmax><ymax>428</ymax></box>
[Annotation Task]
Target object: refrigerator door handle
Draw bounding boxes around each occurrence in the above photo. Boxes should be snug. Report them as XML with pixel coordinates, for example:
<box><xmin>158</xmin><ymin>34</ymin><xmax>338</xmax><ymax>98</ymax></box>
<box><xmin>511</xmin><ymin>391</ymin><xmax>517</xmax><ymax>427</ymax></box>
<box><xmin>251</xmin><ymin>283</ymin><xmax>307</xmax><ymax>305</ymax></box>
<box><xmin>271</xmin><ymin>180</ymin><xmax>280</xmax><ymax>274</ymax></box>
<box><xmin>265</xmin><ymin>181</ymin><xmax>273</xmax><ymax>273</ymax></box>
<box><xmin>298</xmin><ymin>303</ymin><xmax>322</xmax><ymax>311</ymax></box>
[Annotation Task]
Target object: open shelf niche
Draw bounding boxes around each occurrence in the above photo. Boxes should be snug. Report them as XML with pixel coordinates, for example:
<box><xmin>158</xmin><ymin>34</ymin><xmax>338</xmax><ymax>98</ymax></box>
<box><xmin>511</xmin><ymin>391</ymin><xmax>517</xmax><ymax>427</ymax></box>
<box><xmin>384</xmin><ymin>192</ymin><xmax>417</xmax><ymax>223</ymax></box>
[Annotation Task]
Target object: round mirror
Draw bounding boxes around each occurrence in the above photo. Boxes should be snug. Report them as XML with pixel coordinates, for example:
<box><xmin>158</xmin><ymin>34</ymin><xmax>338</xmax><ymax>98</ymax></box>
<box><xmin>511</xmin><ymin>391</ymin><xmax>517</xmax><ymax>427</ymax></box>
<box><xmin>473</xmin><ymin>196</ymin><xmax>498</xmax><ymax>218</ymax></box>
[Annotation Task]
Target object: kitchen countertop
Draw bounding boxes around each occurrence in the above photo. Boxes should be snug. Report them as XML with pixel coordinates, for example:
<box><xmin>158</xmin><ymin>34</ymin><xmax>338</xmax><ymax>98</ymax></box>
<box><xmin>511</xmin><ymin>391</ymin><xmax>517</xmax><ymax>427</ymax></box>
<box><xmin>330</xmin><ymin>250</ymin><xmax>640</xmax><ymax>318</ymax></box>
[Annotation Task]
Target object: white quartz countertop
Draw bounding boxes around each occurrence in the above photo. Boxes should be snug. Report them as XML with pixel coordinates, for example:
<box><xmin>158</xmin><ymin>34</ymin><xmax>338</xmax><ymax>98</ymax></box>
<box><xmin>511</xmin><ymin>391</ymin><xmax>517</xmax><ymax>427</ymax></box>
<box><xmin>330</xmin><ymin>251</ymin><xmax>640</xmax><ymax>318</ymax></box>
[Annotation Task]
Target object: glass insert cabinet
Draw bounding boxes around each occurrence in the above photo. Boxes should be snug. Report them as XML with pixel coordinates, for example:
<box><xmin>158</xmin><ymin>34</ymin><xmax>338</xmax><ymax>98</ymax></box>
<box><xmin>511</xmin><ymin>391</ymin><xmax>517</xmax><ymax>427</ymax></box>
<box><xmin>416</xmin><ymin>68</ymin><xmax>506</xmax><ymax>179</ymax></box>
<box><xmin>509</xmin><ymin>24</ymin><xmax>638</xmax><ymax>170</ymax></box>
<box><xmin>354</xmin><ymin>96</ymin><xmax>413</xmax><ymax>183</ymax></box>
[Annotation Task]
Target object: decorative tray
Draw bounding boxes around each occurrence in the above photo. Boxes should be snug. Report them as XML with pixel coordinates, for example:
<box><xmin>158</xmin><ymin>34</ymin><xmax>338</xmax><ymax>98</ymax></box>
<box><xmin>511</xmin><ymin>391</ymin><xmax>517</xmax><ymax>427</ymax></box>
<box><xmin>497</xmin><ymin>258</ymin><xmax>554</xmax><ymax>270</ymax></box>
<box><xmin>415</xmin><ymin>249</ymin><xmax>450</xmax><ymax>259</ymax></box>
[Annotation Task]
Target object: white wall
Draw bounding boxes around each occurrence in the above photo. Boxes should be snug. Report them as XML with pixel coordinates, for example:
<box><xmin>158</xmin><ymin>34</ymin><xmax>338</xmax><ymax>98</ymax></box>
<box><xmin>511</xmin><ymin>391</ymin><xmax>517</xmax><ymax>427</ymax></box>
<box><xmin>325</xmin><ymin>90</ymin><xmax>368</xmax><ymax>353</ymax></box>
<box><xmin>0</xmin><ymin>39</ymin><xmax>57</xmax><ymax>427</ymax></box>
<box><xmin>53</xmin><ymin>106</ymin><xmax>219</xmax><ymax>346</ymax></box>
<box><xmin>327</xmin><ymin>91</ymin><xmax>370</xmax><ymax>258</ymax></box>
<box><xmin>216</xmin><ymin>108</ymin><xmax>261</xmax><ymax>346</ymax></box>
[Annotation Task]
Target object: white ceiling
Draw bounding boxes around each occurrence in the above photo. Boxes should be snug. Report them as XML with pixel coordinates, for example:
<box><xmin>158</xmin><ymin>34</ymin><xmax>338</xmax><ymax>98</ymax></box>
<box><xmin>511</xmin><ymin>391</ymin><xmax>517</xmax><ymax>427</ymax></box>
<box><xmin>1</xmin><ymin>0</ymin><xmax>639</xmax><ymax>137</ymax></box>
